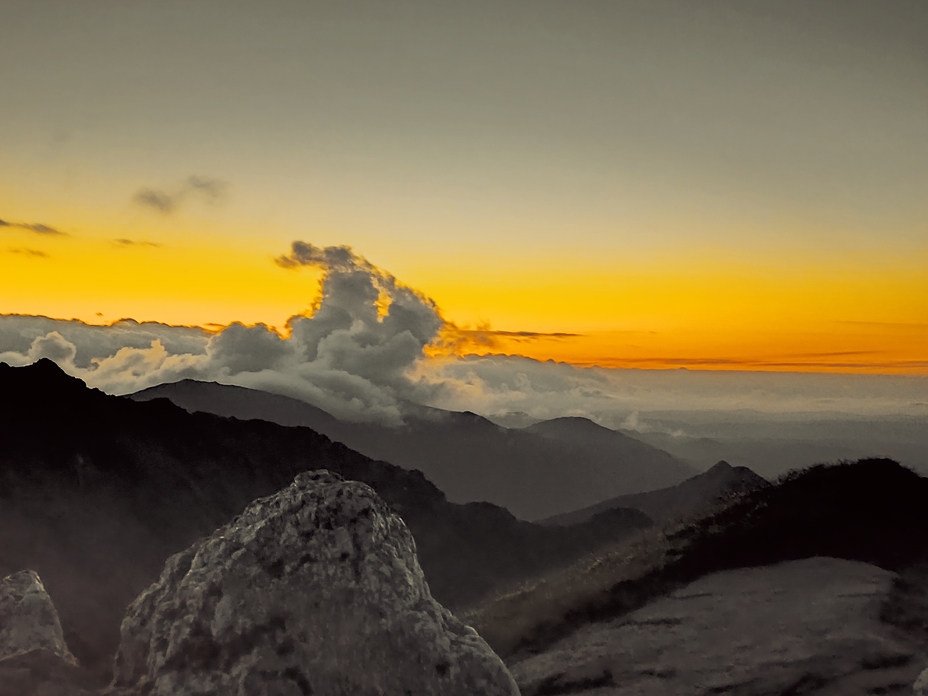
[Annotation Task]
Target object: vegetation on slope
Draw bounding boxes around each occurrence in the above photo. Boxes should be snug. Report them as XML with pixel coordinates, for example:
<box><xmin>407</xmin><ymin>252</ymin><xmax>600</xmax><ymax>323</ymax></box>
<box><xmin>466</xmin><ymin>458</ymin><xmax>928</xmax><ymax>663</ymax></box>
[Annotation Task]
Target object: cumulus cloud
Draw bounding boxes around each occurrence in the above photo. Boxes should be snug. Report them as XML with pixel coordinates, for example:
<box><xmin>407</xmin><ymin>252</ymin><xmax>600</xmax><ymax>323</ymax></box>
<box><xmin>0</xmin><ymin>242</ymin><xmax>445</xmax><ymax>423</ymax></box>
<box><xmin>2</xmin><ymin>243</ymin><xmax>926</xmax><ymax>425</ymax></box>
<box><xmin>0</xmin><ymin>219</ymin><xmax>66</xmax><ymax>235</ymax></box>
<box><xmin>132</xmin><ymin>175</ymin><xmax>228</xmax><ymax>214</ymax></box>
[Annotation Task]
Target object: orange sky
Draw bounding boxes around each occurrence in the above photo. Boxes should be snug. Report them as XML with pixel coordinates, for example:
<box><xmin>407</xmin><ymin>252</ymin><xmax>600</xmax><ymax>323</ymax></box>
<box><xmin>3</xmin><ymin>2</ymin><xmax>927</xmax><ymax>375</ymax></box>
<box><xmin>2</xmin><ymin>223</ymin><xmax>926</xmax><ymax>374</ymax></box>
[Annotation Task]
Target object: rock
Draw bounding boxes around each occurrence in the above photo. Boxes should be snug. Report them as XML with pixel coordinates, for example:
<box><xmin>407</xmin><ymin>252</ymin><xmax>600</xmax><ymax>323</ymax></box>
<box><xmin>0</xmin><ymin>569</ymin><xmax>77</xmax><ymax>665</ymax></box>
<box><xmin>0</xmin><ymin>649</ymin><xmax>100</xmax><ymax>696</ymax></box>
<box><xmin>110</xmin><ymin>470</ymin><xmax>519</xmax><ymax>696</ymax></box>
<box><xmin>916</xmin><ymin>667</ymin><xmax>928</xmax><ymax>696</ymax></box>
<box><xmin>0</xmin><ymin>571</ymin><xmax>99</xmax><ymax>695</ymax></box>
<box><xmin>512</xmin><ymin>557</ymin><xmax>925</xmax><ymax>695</ymax></box>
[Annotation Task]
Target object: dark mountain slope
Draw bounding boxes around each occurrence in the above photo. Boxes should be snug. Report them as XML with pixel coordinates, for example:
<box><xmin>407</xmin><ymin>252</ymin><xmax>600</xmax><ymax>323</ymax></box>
<box><xmin>540</xmin><ymin>460</ymin><xmax>768</xmax><ymax>527</ymax></box>
<box><xmin>0</xmin><ymin>360</ymin><xmax>651</xmax><ymax>678</ymax></box>
<box><xmin>669</xmin><ymin>458</ymin><xmax>928</xmax><ymax>575</ymax></box>
<box><xmin>512</xmin><ymin>458</ymin><xmax>928</xmax><ymax>659</ymax></box>
<box><xmin>519</xmin><ymin>416</ymin><xmax>698</xmax><ymax>495</ymax></box>
<box><xmin>132</xmin><ymin>379</ymin><xmax>339</xmax><ymax>431</ymax></box>
<box><xmin>131</xmin><ymin>381</ymin><xmax>697</xmax><ymax>520</ymax></box>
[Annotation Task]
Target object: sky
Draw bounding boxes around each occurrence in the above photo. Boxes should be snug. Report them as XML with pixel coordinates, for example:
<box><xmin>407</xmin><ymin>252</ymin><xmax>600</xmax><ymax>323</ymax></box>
<box><xmin>2</xmin><ymin>1</ymin><xmax>927</xmax><ymax>421</ymax></box>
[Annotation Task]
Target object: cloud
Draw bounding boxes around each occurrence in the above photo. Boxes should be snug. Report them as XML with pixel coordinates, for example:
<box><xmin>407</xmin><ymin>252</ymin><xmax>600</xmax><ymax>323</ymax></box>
<box><xmin>6</xmin><ymin>248</ymin><xmax>50</xmax><ymax>258</ymax></box>
<box><xmin>0</xmin><ymin>242</ymin><xmax>445</xmax><ymax>423</ymax></box>
<box><xmin>133</xmin><ymin>189</ymin><xmax>176</xmax><ymax>213</ymax></box>
<box><xmin>132</xmin><ymin>175</ymin><xmax>228</xmax><ymax>214</ymax></box>
<box><xmin>113</xmin><ymin>238</ymin><xmax>162</xmax><ymax>248</ymax></box>
<box><xmin>430</xmin><ymin>324</ymin><xmax>582</xmax><ymax>355</ymax></box>
<box><xmin>2</xmin><ymin>243</ymin><xmax>926</xmax><ymax>425</ymax></box>
<box><xmin>0</xmin><ymin>219</ymin><xmax>66</xmax><ymax>235</ymax></box>
<box><xmin>412</xmin><ymin>353</ymin><xmax>928</xmax><ymax>425</ymax></box>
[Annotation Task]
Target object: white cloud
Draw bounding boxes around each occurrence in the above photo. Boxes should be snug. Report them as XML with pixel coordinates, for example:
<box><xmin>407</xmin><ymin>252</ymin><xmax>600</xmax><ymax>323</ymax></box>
<box><xmin>2</xmin><ymin>243</ymin><xmax>926</xmax><ymax>425</ymax></box>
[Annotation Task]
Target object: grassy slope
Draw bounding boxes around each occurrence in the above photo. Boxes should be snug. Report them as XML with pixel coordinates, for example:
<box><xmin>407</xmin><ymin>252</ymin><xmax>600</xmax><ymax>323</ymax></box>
<box><xmin>465</xmin><ymin>458</ymin><xmax>928</xmax><ymax>663</ymax></box>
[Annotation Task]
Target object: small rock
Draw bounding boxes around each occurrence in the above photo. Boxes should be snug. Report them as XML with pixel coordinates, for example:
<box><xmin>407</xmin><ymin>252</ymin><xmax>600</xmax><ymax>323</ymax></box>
<box><xmin>915</xmin><ymin>667</ymin><xmax>928</xmax><ymax>696</ymax></box>
<box><xmin>110</xmin><ymin>470</ymin><xmax>519</xmax><ymax>696</ymax></box>
<box><xmin>0</xmin><ymin>569</ymin><xmax>78</xmax><ymax>666</ymax></box>
<box><xmin>0</xmin><ymin>649</ymin><xmax>100</xmax><ymax>696</ymax></box>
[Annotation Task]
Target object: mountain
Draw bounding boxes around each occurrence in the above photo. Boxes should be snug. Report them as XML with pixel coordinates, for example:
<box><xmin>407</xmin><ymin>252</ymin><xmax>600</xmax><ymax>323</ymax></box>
<box><xmin>484</xmin><ymin>458</ymin><xmax>928</xmax><ymax>665</ymax></box>
<box><xmin>130</xmin><ymin>381</ymin><xmax>697</xmax><ymax>521</ymax></box>
<box><xmin>619</xmin><ymin>412</ymin><xmax>928</xmax><ymax>480</ymax></box>
<box><xmin>511</xmin><ymin>557</ymin><xmax>928</xmax><ymax>696</ymax></box>
<box><xmin>521</xmin><ymin>417</ymin><xmax>698</xmax><ymax>496</ymax></box>
<box><xmin>131</xmin><ymin>378</ymin><xmax>340</xmax><ymax>431</ymax></box>
<box><xmin>539</xmin><ymin>460</ymin><xmax>768</xmax><ymax>527</ymax></box>
<box><xmin>0</xmin><ymin>360</ymin><xmax>652</xmax><ymax>678</ymax></box>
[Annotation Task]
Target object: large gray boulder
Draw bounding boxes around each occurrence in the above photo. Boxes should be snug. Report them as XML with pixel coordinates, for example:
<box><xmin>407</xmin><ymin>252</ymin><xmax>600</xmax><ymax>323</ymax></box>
<box><xmin>0</xmin><ymin>569</ymin><xmax>77</xmax><ymax>665</ymax></box>
<box><xmin>110</xmin><ymin>470</ymin><xmax>519</xmax><ymax>696</ymax></box>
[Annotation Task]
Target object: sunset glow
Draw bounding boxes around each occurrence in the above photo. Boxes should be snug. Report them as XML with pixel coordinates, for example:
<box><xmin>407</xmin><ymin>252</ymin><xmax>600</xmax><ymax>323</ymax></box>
<box><xmin>3</xmin><ymin>1</ymin><xmax>926</xmax><ymax>377</ymax></box>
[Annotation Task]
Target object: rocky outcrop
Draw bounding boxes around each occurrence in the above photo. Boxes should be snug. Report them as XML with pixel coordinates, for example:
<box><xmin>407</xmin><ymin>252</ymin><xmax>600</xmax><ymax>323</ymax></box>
<box><xmin>0</xmin><ymin>649</ymin><xmax>100</xmax><ymax>696</ymax></box>
<box><xmin>0</xmin><ymin>570</ymin><xmax>100</xmax><ymax>695</ymax></box>
<box><xmin>110</xmin><ymin>470</ymin><xmax>519</xmax><ymax>696</ymax></box>
<box><xmin>916</xmin><ymin>667</ymin><xmax>928</xmax><ymax>696</ymax></box>
<box><xmin>512</xmin><ymin>557</ymin><xmax>927</xmax><ymax>695</ymax></box>
<box><xmin>0</xmin><ymin>569</ymin><xmax>77</xmax><ymax>665</ymax></box>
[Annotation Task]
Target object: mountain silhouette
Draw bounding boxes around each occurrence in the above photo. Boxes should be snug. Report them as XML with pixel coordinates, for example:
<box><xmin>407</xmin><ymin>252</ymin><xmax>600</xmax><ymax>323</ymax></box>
<box><xmin>131</xmin><ymin>381</ymin><xmax>696</xmax><ymax>520</ymax></box>
<box><xmin>0</xmin><ymin>360</ymin><xmax>652</xmax><ymax>678</ymax></box>
<box><xmin>522</xmin><ymin>416</ymin><xmax>697</xmax><ymax>495</ymax></box>
<box><xmin>539</xmin><ymin>460</ymin><xmax>768</xmax><ymax>527</ymax></box>
<box><xmin>504</xmin><ymin>458</ymin><xmax>928</xmax><ymax>662</ymax></box>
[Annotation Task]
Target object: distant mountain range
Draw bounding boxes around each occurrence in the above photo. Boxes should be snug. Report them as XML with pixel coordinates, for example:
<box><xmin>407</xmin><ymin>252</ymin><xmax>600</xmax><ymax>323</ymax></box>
<box><xmin>130</xmin><ymin>380</ymin><xmax>697</xmax><ymax>521</ymax></box>
<box><xmin>618</xmin><ymin>413</ymin><xmax>928</xmax><ymax>480</ymax></box>
<box><xmin>0</xmin><ymin>360</ymin><xmax>653</xmax><ymax>678</ymax></box>
<box><xmin>539</xmin><ymin>459</ymin><xmax>768</xmax><ymax>527</ymax></box>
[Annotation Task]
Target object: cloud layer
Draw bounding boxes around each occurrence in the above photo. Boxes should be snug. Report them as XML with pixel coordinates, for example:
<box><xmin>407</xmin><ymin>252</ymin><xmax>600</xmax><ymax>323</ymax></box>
<box><xmin>2</xmin><ymin>241</ymin><xmax>926</xmax><ymax>425</ymax></box>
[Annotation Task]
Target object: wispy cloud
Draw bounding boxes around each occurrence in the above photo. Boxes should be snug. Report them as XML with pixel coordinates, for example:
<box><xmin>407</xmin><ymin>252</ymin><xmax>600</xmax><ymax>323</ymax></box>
<box><xmin>132</xmin><ymin>175</ymin><xmax>228</xmax><ymax>214</ymax></box>
<box><xmin>112</xmin><ymin>238</ymin><xmax>162</xmax><ymax>248</ymax></box>
<box><xmin>5</xmin><ymin>247</ymin><xmax>50</xmax><ymax>258</ymax></box>
<box><xmin>429</xmin><ymin>324</ymin><xmax>583</xmax><ymax>357</ymax></box>
<box><xmin>0</xmin><ymin>218</ymin><xmax>66</xmax><ymax>235</ymax></box>
<box><xmin>561</xmin><ymin>352</ymin><xmax>928</xmax><ymax>372</ymax></box>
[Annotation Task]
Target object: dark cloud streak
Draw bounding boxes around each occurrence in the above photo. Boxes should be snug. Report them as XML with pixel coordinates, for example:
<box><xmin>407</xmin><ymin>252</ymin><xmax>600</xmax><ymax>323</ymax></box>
<box><xmin>5</xmin><ymin>248</ymin><xmax>50</xmax><ymax>258</ymax></box>
<box><xmin>113</xmin><ymin>238</ymin><xmax>162</xmax><ymax>248</ymax></box>
<box><xmin>132</xmin><ymin>175</ymin><xmax>228</xmax><ymax>214</ymax></box>
<box><xmin>0</xmin><ymin>218</ymin><xmax>66</xmax><ymax>235</ymax></box>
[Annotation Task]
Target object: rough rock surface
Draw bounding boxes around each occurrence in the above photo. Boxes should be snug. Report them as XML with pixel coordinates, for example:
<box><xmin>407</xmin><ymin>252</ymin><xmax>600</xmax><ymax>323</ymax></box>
<box><xmin>110</xmin><ymin>470</ymin><xmax>519</xmax><ymax>696</ymax></box>
<box><xmin>512</xmin><ymin>557</ymin><xmax>927</xmax><ymax>695</ymax></box>
<box><xmin>0</xmin><ymin>570</ymin><xmax>98</xmax><ymax>695</ymax></box>
<box><xmin>0</xmin><ymin>569</ymin><xmax>77</xmax><ymax>665</ymax></box>
<box><xmin>916</xmin><ymin>667</ymin><xmax>928</xmax><ymax>695</ymax></box>
<box><xmin>0</xmin><ymin>649</ymin><xmax>100</xmax><ymax>696</ymax></box>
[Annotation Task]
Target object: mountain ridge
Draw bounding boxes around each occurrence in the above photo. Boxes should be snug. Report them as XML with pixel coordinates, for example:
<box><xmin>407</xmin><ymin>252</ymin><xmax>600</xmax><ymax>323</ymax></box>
<box><xmin>131</xmin><ymin>379</ymin><xmax>697</xmax><ymax>520</ymax></box>
<box><xmin>0</xmin><ymin>360</ymin><xmax>653</xmax><ymax>677</ymax></box>
<box><xmin>540</xmin><ymin>459</ymin><xmax>768</xmax><ymax>527</ymax></box>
